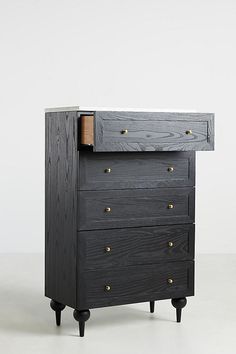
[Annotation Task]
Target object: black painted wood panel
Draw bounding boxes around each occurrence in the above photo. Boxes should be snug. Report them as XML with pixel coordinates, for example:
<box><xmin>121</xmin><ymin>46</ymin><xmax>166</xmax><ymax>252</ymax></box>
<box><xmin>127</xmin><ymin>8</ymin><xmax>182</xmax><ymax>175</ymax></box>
<box><xmin>79</xmin><ymin>151</ymin><xmax>195</xmax><ymax>190</ymax></box>
<box><xmin>45</xmin><ymin>111</ymin><xmax>78</xmax><ymax>308</ymax></box>
<box><xmin>78</xmin><ymin>224</ymin><xmax>195</xmax><ymax>270</ymax></box>
<box><xmin>78</xmin><ymin>261</ymin><xmax>194</xmax><ymax>309</ymax></box>
<box><xmin>94</xmin><ymin>111</ymin><xmax>214</xmax><ymax>151</ymax></box>
<box><xmin>45</xmin><ymin>108</ymin><xmax>202</xmax><ymax>314</ymax></box>
<box><xmin>78</xmin><ymin>187</ymin><xmax>195</xmax><ymax>230</ymax></box>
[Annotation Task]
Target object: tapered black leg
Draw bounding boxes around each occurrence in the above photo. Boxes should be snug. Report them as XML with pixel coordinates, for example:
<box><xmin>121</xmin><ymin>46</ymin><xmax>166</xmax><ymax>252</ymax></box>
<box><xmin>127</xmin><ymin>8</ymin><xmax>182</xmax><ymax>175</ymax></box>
<box><xmin>73</xmin><ymin>309</ymin><xmax>90</xmax><ymax>337</ymax></box>
<box><xmin>50</xmin><ymin>300</ymin><xmax>66</xmax><ymax>326</ymax></box>
<box><xmin>55</xmin><ymin>311</ymin><xmax>62</xmax><ymax>326</ymax></box>
<box><xmin>171</xmin><ymin>298</ymin><xmax>187</xmax><ymax>322</ymax></box>
<box><xmin>150</xmin><ymin>301</ymin><xmax>155</xmax><ymax>313</ymax></box>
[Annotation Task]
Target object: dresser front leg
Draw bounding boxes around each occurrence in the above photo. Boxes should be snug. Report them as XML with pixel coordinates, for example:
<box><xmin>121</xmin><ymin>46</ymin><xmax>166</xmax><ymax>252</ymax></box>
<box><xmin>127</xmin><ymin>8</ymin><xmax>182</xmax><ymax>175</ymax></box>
<box><xmin>73</xmin><ymin>309</ymin><xmax>90</xmax><ymax>337</ymax></box>
<box><xmin>171</xmin><ymin>298</ymin><xmax>187</xmax><ymax>322</ymax></box>
<box><xmin>50</xmin><ymin>300</ymin><xmax>66</xmax><ymax>326</ymax></box>
<box><xmin>150</xmin><ymin>301</ymin><xmax>155</xmax><ymax>313</ymax></box>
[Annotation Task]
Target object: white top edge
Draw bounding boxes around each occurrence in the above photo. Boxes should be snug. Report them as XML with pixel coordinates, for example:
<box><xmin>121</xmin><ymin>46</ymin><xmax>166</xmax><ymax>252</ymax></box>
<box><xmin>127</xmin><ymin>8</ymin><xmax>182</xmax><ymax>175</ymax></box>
<box><xmin>45</xmin><ymin>106</ymin><xmax>198</xmax><ymax>113</ymax></box>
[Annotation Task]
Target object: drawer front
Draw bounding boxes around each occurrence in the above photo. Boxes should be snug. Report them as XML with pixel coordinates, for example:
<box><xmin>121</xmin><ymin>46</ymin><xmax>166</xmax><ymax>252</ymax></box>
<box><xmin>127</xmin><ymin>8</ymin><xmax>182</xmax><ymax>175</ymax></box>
<box><xmin>95</xmin><ymin>111</ymin><xmax>214</xmax><ymax>152</ymax></box>
<box><xmin>78</xmin><ymin>187</ymin><xmax>195</xmax><ymax>230</ymax></box>
<box><xmin>77</xmin><ymin>261</ymin><xmax>194</xmax><ymax>309</ymax></box>
<box><xmin>79</xmin><ymin>225</ymin><xmax>195</xmax><ymax>270</ymax></box>
<box><xmin>79</xmin><ymin>152</ymin><xmax>195</xmax><ymax>190</ymax></box>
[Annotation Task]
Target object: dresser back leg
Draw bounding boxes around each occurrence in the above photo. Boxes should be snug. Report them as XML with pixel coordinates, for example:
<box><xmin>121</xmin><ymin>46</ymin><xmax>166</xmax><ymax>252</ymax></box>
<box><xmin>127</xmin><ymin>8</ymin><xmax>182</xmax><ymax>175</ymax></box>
<box><xmin>150</xmin><ymin>301</ymin><xmax>155</xmax><ymax>313</ymax></box>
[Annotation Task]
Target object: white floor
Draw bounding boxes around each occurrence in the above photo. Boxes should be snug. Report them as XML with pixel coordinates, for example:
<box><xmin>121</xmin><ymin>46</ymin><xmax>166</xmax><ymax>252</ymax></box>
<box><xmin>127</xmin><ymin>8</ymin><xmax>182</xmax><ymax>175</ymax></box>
<box><xmin>0</xmin><ymin>254</ymin><xmax>236</xmax><ymax>354</ymax></box>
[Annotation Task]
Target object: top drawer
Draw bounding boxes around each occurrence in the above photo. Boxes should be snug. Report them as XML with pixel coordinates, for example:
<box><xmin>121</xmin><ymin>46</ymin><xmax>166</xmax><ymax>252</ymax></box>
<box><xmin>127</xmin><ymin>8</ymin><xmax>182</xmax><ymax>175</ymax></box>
<box><xmin>91</xmin><ymin>111</ymin><xmax>214</xmax><ymax>152</ymax></box>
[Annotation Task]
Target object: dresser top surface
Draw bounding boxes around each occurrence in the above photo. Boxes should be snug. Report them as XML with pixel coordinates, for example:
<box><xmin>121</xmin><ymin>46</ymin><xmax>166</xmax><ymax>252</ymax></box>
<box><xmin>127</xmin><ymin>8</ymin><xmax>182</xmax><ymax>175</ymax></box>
<box><xmin>45</xmin><ymin>106</ymin><xmax>201</xmax><ymax>113</ymax></box>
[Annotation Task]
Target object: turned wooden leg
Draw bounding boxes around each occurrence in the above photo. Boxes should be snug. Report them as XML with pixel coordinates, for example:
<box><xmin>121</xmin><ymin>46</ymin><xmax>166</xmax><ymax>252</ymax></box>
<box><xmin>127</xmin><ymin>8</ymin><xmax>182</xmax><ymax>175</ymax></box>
<box><xmin>73</xmin><ymin>309</ymin><xmax>90</xmax><ymax>337</ymax></box>
<box><xmin>171</xmin><ymin>298</ymin><xmax>187</xmax><ymax>322</ymax></box>
<box><xmin>150</xmin><ymin>301</ymin><xmax>155</xmax><ymax>313</ymax></box>
<box><xmin>50</xmin><ymin>300</ymin><xmax>66</xmax><ymax>326</ymax></box>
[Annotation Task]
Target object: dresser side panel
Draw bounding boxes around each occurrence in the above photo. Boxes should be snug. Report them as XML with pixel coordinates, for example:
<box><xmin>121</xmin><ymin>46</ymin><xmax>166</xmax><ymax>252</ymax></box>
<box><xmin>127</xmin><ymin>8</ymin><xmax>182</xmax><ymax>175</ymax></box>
<box><xmin>45</xmin><ymin>111</ymin><xmax>78</xmax><ymax>308</ymax></box>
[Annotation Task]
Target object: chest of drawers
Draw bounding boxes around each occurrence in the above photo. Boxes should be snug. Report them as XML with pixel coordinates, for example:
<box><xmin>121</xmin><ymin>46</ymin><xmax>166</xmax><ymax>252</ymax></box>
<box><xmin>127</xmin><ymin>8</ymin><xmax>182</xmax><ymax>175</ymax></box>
<box><xmin>45</xmin><ymin>108</ymin><xmax>214</xmax><ymax>337</ymax></box>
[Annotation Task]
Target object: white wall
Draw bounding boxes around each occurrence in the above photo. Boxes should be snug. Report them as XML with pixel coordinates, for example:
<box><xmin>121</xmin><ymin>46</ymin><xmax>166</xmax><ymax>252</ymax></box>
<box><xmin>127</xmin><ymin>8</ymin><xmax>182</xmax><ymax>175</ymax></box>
<box><xmin>0</xmin><ymin>0</ymin><xmax>235</xmax><ymax>253</ymax></box>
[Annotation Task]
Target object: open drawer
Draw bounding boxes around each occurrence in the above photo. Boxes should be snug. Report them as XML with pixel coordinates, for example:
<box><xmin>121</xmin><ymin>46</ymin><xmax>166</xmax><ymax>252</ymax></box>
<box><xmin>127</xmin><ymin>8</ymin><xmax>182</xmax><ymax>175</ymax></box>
<box><xmin>80</xmin><ymin>111</ymin><xmax>214</xmax><ymax>151</ymax></box>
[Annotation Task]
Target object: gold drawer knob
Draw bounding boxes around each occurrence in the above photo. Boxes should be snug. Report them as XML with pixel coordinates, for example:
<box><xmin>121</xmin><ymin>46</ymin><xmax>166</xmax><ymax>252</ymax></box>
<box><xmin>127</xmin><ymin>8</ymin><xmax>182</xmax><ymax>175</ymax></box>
<box><xmin>168</xmin><ymin>203</ymin><xmax>174</xmax><ymax>209</ymax></box>
<box><xmin>104</xmin><ymin>207</ymin><xmax>111</xmax><ymax>213</ymax></box>
<box><xmin>104</xmin><ymin>168</ymin><xmax>112</xmax><ymax>173</ymax></box>
<box><xmin>167</xmin><ymin>278</ymin><xmax>174</xmax><ymax>284</ymax></box>
<box><xmin>167</xmin><ymin>167</ymin><xmax>174</xmax><ymax>172</ymax></box>
<box><xmin>185</xmin><ymin>130</ymin><xmax>192</xmax><ymax>135</ymax></box>
<box><xmin>121</xmin><ymin>129</ymin><xmax>128</xmax><ymax>135</ymax></box>
<box><xmin>168</xmin><ymin>241</ymin><xmax>174</xmax><ymax>247</ymax></box>
<box><xmin>105</xmin><ymin>285</ymin><xmax>111</xmax><ymax>291</ymax></box>
<box><xmin>105</xmin><ymin>246</ymin><xmax>111</xmax><ymax>252</ymax></box>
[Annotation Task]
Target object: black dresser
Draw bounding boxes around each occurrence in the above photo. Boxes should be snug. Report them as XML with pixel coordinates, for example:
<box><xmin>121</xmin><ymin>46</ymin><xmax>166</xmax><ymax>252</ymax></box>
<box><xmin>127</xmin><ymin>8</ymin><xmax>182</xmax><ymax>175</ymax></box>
<box><xmin>45</xmin><ymin>108</ymin><xmax>214</xmax><ymax>336</ymax></box>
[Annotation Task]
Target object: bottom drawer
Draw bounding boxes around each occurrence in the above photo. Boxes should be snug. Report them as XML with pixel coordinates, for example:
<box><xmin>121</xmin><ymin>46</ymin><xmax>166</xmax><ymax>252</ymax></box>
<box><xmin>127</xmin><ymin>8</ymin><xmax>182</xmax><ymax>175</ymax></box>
<box><xmin>77</xmin><ymin>261</ymin><xmax>194</xmax><ymax>309</ymax></box>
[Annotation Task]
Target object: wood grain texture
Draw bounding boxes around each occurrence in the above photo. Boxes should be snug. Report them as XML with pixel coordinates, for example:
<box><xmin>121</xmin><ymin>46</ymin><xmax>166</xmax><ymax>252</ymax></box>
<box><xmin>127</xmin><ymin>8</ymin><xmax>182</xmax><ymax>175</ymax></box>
<box><xmin>79</xmin><ymin>151</ymin><xmax>195</xmax><ymax>190</ymax></box>
<box><xmin>80</xmin><ymin>115</ymin><xmax>94</xmax><ymax>145</ymax></box>
<box><xmin>78</xmin><ymin>187</ymin><xmax>195</xmax><ymax>230</ymax></box>
<box><xmin>94</xmin><ymin>111</ymin><xmax>214</xmax><ymax>152</ymax></box>
<box><xmin>45</xmin><ymin>111</ymin><xmax>78</xmax><ymax>308</ymax></box>
<box><xmin>78</xmin><ymin>224</ymin><xmax>195</xmax><ymax>270</ymax></box>
<box><xmin>45</xmin><ymin>108</ymin><xmax>200</xmax><ymax>316</ymax></box>
<box><xmin>77</xmin><ymin>261</ymin><xmax>194</xmax><ymax>309</ymax></box>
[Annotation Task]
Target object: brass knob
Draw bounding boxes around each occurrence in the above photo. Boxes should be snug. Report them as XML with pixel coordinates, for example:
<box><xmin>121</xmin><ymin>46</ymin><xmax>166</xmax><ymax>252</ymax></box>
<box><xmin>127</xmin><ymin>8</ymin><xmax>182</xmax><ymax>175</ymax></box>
<box><xmin>167</xmin><ymin>167</ymin><xmax>174</xmax><ymax>172</ymax></box>
<box><xmin>105</xmin><ymin>285</ymin><xmax>111</xmax><ymax>291</ymax></box>
<box><xmin>121</xmin><ymin>129</ymin><xmax>128</xmax><ymax>135</ymax></box>
<box><xmin>167</xmin><ymin>278</ymin><xmax>173</xmax><ymax>284</ymax></box>
<box><xmin>105</xmin><ymin>246</ymin><xmax>111</xmax><ymax>252</ymax></box>
<box><xmin>185</xmin><ymin>130</ymin><xmax>192</xmax><ymax>135</ymax></box>
<box><xmin>168</xmin><ymin>241</ymin><xmax>174</xmax><ymax>247</ymax></box>
<box><xmin>168</xmin><ymin>203</ymin><xmax>174</xmax><ymax>209</ymax></box>
<box><xmin>104</xmin><ymin>168</ymin><xmax>112</xmax><ymax>173</ymax></box>
<box><xmin>104</xmin><ymin>207</ymin><xmax>111</xmax><ymax>213</ymax></box>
